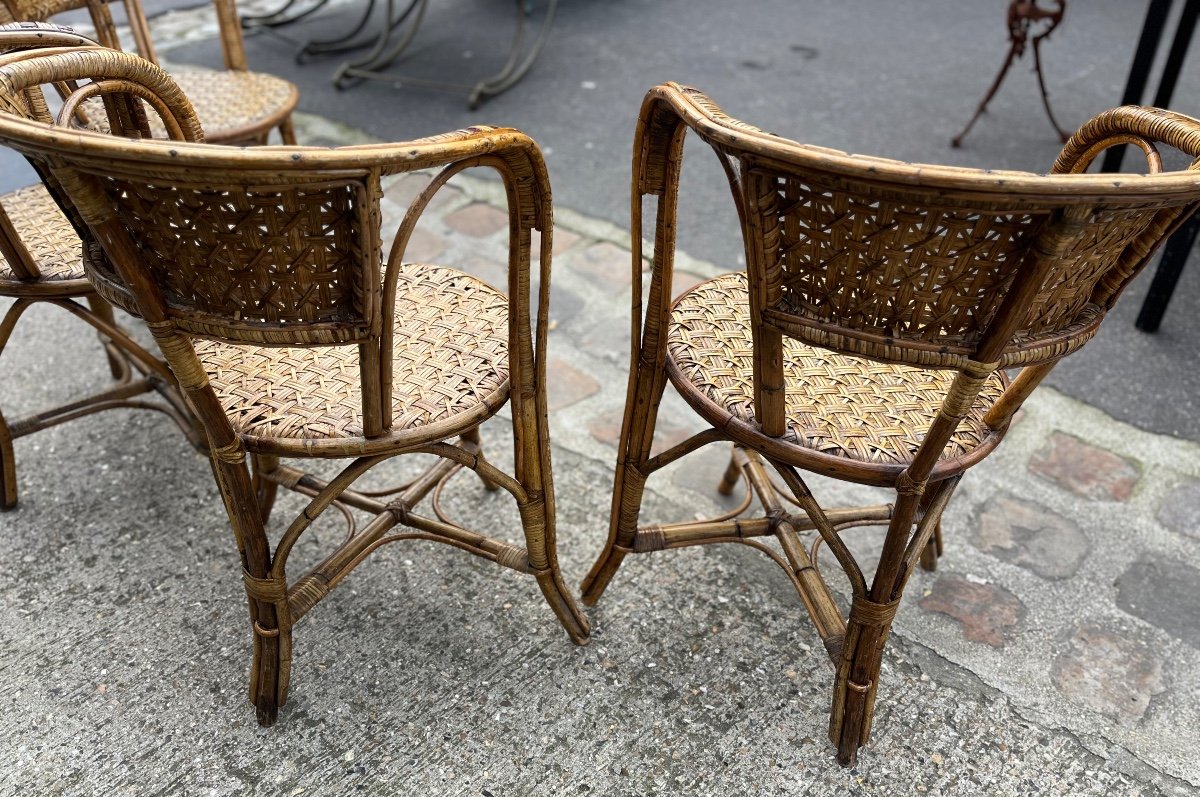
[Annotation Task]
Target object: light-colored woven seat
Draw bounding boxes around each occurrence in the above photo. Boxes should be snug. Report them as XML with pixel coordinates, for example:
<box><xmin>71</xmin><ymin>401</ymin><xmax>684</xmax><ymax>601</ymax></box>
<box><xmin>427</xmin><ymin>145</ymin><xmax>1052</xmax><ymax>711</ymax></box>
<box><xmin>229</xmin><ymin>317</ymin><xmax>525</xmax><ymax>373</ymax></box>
<box><xmin>82</xmin><ymin>69</ymin><xmax>297</xmax><ymax>142</ymax></box>
<box><xmin>173</xmin><ymin>70</ymin><xmax>295</xmax><ymax>142</ymax></box>
<box><xmin>667</xmin><ymin>272</ymin><xmax>1007</xmax><ymax>467</ymax></box>
<box><xmin>2</xmin><ymin>0</ymin><xmax>298</xmax><ymax>144</ymax></box>
<box><xmin>196</xmin><ymin>264</ymin><xmax>509</xmax><ymax>443</ymax></box>
<box><xmin>0</xmin><ymin>183</ymin><xmax>83</xmax><ymax>282</ymax></box>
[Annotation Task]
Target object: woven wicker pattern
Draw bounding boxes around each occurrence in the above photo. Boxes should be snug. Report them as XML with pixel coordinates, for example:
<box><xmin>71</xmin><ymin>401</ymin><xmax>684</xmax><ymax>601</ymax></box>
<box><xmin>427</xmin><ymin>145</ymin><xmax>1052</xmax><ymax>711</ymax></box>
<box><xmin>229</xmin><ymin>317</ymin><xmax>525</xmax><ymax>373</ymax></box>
<box><xmin>0</xmin><ymin>183</ymin><xmax>82</xmax><ymax>281</ymax></box>
<box><xmin>669</xmin><ymin>273</ymin><xmax>1006</xmax><ymax>465</ymax></box>
<box><xmin>97</xmin><ymin>175</ymin><xmax>370</xmax><ymax>328</ymax></box>
<box><xmin>765</xmin><ymin>172</ymin><xmax>1045</xmax><ymax>349</ymax></box>
<box><xmin>1022</xmin><ymin>205</ymin><xmax>1163</xmax><ymax>332</ymax></box>
<box><xmin>194</xmin><ymin>264</ymin><xmax>509</xmax><ymax>441</ymax></box>
<box><xmin>83</xmin><ymin>70</ymin><xmax>296</xmax><ymax>140</ymax></box>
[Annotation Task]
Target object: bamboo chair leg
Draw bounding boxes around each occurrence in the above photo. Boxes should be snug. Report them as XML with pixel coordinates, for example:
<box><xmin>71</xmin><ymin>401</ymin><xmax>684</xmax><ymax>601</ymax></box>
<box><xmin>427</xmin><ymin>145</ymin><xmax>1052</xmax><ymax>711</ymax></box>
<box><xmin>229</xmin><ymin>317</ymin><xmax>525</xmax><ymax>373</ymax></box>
<box><xmin>0</xmin><ymin>298</ymin><xmax>32</xmax><ymax>510</ymax></box>
<box><xmin>252</xmin><ymin>453</ymin><xmax>281</xmax><ymax>524</ymax></box>
<box><xmin>461</xmin><ymin>426</ymin><xmax>499</xmax><ymax>491</ymax></box>
<box><xmin>918</xmin><ymin>488</ymin><xmax>944</xmax><ymax>572</ymax></box>
<box><xmin>278</xmin><ymin>116</ymin><xmax>297</xmax><ymax>145</ymax></box>
<box><xmin>0</xmin><ymin>405</ymin><xmax>14</xmax><ymax>510</ymax></box>
<box><xmin>919</xmin><ymin>524</ymin><xmax>944</xmax><ymax>572</ymax></box>
<box><xmin>716</xmin><ymin>448</ymin><xmax>742</xmax><ymax>496</ymax></box>
<box><xmin>516</xmin><ymin>467</ymin><xmax>590</xmax><ymax>645</ymax></box>
<box><xmin>203</xmin><ymin>444</ymin><xmax>288</xmax><ymax>724</ymax></box>
<box><xmin>830</xmin><ymin>594</ymin><xmax>898</xmax><ymax>766</ymax></box>
<box><xmin>580</xmin><ymin>352</ymin><xmax>667</xmax><ymax>605</ymax></box>
<box><xmin>84</xmin><ymin>294</ymin><xmax>128</xmax><ymax>379</ymax></box>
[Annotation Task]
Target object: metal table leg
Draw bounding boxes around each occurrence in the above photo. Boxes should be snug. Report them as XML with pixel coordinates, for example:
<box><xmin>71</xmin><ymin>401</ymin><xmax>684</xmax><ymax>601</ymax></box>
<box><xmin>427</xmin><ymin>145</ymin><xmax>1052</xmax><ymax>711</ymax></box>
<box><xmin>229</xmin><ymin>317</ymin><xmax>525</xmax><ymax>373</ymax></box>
<box><xmin>242</xmin><ymin>0</ymin><xmax>331</xmax><ymax>30</ymax></box>
<box><xmin>300</xmin><ymin>0</ymin><xmax>422</xmax><ymax>62</ymax></box>
<box><xmin>332</xmin><ymin>0</ymin><xmax>557</xmax><ymax>109</ymax></box>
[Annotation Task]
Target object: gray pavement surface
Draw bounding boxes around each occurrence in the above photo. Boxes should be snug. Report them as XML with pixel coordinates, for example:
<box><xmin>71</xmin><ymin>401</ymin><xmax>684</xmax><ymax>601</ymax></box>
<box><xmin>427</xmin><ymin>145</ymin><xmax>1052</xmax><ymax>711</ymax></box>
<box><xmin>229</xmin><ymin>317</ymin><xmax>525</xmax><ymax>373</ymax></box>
<box><xmin>2</xmin><ymin>3</ymin><xmax>1200</xmax><ymax>795</ymax></box>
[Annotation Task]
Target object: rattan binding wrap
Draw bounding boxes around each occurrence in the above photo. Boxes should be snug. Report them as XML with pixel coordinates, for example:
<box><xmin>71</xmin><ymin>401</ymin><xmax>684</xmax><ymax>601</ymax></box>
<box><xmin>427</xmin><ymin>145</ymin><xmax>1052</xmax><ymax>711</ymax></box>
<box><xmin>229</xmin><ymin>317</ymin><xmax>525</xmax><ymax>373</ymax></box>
<box><xmin>582</xmin><ymin>82</ymin><xmax>1200</xmax><ymax>768</ymax></box>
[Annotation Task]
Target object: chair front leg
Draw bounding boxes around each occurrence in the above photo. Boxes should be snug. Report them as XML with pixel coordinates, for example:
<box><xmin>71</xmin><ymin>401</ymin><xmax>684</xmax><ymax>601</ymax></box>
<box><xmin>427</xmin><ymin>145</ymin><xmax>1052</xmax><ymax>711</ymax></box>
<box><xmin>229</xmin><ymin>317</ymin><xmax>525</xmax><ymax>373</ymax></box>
<box><xmin>0</xmin><ymin>404</ymin><xmax>14</xmax><ymax>511</ymax></box>
<box><xmin>579</xmin><ymin>343</ymin><xmax>670</xmax><ymax>605</ymax></box>
<box><xmin>518</xmin><ymin>488</ymin><xmax>590</xmax><ymax>646</ymax></box>
<box><xmin>251</xmin><ymin>453</ymin><xmax>281</xmax><ymax>525</ymax></box>
<box><xmin>210</xmin><ymin>451</ymin><xmax>291</xmax><ymax>725</ymax></box>
<box><xmin>917</xmin><ymin>486</ymin><xmax>945</xmax><ymax>572</ymax></box>
<box><xmin>84</xmin><ymin>294</ymin><xmax>128</xmax><ymax>380</ymax></box>
<box><xmin>0</xmin><ymin>298</ymin><xmax>32</xmax><ymax>510</ymax></box>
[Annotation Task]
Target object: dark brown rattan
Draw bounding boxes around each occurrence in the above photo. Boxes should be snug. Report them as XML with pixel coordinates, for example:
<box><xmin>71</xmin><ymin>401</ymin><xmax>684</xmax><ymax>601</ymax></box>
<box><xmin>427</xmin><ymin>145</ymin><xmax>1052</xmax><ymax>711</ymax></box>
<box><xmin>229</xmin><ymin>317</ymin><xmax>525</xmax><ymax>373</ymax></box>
<box><xmin>0</xmin><ymin>0</ymin><xmax>298</xmax><ymax>143</ymax></box>
<box><xmin>0</xmin><ymin>22</ymin><xmax>203</xmax><ymax>509</ymax></box>
<box><xmin>581</xmin><ymin>82</ymin><xmax>1200</xmax><ymax>766</ymax></box>
<box><xmin>0</xmin><ymin>45</ymin><xmax>588</xmax><ymax>725</ymax></box>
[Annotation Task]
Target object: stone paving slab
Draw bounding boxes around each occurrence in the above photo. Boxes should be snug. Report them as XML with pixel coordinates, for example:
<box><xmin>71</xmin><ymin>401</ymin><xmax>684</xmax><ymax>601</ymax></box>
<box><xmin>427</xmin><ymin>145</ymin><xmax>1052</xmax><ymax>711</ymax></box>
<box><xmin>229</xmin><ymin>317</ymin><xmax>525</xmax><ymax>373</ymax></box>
<box><xmin>3</xmin><ymin>146</ymin><xmax>1199</xmax><ymax>795</ymax></box>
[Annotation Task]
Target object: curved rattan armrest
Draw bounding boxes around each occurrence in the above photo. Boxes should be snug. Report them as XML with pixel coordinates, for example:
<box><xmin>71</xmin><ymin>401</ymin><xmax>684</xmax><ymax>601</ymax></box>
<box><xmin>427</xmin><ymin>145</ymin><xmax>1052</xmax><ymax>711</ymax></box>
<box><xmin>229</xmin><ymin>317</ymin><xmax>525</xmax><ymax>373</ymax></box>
<box><xmin>1053</xmin><ymin>105</ymin><xmax>1200</xmax><ymax>174</ymax></box>
<box><xmin>0</xmin><ymin>110</ymin><xmax>547</xmax><ymax>186</ymax></box>
<box><xmin>0</xmin><ymin>46</ymin><xmax>203</xmax><ymax>139</ymax></box>
<box><xmin>646</xmin><ymin>83</ymin><xmax>1200</xmax><ymax>199</ymax></box>
<box><xmin>0</xmin><ymin>20</ymin><xmax>98</xmax><ymax>49</ymax></box>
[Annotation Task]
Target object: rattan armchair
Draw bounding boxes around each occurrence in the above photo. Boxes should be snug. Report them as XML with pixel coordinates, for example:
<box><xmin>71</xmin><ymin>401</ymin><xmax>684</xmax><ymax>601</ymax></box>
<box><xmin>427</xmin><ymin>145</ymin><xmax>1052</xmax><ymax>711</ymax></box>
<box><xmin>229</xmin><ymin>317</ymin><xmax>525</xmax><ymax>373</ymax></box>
<box><xmin>581</xmin><ymin>83</ymin><xmax>1200</xmax><ymax>765</ymax></box>
<box><xmin>0</xmin><ymin>22</ymin><xmax>202</xmax><ymax>508</ymax></box>
<box><xmin>0</xmin><ymin>48</ymin><xmax>588</xmax><ymax>724</ymax></box>
<box><xmin>1</xmin><ymin>0</ymin><xmax>298</xmax><ymax>143</ymax></box>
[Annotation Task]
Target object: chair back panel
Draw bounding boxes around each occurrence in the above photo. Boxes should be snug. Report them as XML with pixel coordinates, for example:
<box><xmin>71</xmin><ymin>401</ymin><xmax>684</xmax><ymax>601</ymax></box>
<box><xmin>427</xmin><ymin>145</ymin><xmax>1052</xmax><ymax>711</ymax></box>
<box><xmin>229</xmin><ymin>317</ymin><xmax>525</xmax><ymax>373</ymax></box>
<box><xmin>744</xmin><ymin>160</ymin><xmax>1192</xmax><ymax>367</ymax></box>
<box><xmin>88</xmin><ymin>170</ymin><xmax>379</xmax><ymax>340</ymax></box>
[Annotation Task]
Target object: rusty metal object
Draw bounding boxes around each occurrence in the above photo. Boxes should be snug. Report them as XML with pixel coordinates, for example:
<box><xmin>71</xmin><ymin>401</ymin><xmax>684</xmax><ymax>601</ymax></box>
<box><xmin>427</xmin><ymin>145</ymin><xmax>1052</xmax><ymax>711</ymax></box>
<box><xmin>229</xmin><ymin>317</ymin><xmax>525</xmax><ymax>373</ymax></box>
<box><xmin>952</xmin><ymin>0</ymin><xmax>1069</xmax><ymax>147</ymax></box>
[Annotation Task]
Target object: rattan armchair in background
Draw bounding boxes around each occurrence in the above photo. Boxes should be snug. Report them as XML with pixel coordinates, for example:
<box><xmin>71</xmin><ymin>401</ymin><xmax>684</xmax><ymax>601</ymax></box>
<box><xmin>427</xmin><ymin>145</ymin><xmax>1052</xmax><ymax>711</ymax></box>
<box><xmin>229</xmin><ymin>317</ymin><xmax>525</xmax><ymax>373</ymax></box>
<box><xmin>0</xmin><ymin>22</ymin><xmax>202</xmax><ymax>508</ymax></box>
<box><xmin>0</xmin><ymin>52</ymin><xmax>588</xmax><ymax>723</ymax></box>
<box><xmin>1</xmin><ymin>0</ymin><xmax>298</xmax><ymax>143</ymax></box>
<box><xmin>580</xmin><ymin>82</ymin><xmax>1200</xmax><ymax>766</ymax></box>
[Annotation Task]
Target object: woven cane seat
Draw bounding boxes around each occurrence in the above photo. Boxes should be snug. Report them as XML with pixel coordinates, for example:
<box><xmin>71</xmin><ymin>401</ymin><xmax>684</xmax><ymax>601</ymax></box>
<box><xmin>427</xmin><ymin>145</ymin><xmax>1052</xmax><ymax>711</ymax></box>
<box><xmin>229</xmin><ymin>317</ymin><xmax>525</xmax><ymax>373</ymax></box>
<box><xmin>82</xmin><ymin>69</ymin><xmax>297</xmax><ymax>143</ymax></box>
<box><xmin>666</xmin><ymin>273</ymin><xmax>1008</xmax><ymax>468</ymax></box>
<box><xmin>173</xmin><ymin>70</ymin><xmax>297</xmax><ymax>142</ymax></box>
<box><xmin>193</xmin><ymin>264</ymin><xmax>510</xmax><ymax>444</ymax></box>
<box><xmin>0</xmin><ymin>183</ymin><xmax>84</xmax><ymax>283</ymax></box>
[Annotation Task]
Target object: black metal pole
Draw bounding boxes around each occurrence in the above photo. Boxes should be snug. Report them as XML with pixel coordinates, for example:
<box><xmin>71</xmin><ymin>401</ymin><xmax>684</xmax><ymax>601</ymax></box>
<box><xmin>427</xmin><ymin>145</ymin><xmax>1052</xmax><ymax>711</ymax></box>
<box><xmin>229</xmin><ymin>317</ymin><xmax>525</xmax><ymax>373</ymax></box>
<box><xmin>1102</xmin><ymin>0</ymin><xmax>1173</xmax><ymax>173</ymax></box>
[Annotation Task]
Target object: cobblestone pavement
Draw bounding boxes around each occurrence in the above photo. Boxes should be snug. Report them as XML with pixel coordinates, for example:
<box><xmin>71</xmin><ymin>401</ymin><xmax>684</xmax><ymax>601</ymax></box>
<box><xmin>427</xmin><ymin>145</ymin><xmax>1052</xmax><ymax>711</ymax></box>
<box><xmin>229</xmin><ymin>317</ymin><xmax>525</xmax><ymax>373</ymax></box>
<box><xmin>2</xmin><ymin>6</ymin><xmax>1200</xmax><ymax>797</ymax></box>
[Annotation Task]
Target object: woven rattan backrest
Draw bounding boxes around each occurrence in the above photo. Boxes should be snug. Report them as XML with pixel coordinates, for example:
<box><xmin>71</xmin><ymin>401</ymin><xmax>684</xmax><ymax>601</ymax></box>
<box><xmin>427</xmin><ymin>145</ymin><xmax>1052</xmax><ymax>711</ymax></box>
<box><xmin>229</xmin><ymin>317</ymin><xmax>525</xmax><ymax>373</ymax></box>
<box><xmin>94</xmin><ymin>169</ymin><xmax>381</xmax><ymax>342</ymax></box>
<box><xmin>738</xmin><ymin>140</ymin><xmax>1199</xmax><ymax>371</ymax></box>
<box><xmin>653</xmin><ymin>86</ymin><xmax>1200</xmax><ymax>370</ymax></box>
<box><xmin>0</xmin><ymin>35</ymin><xmax>372</xmax><ymax>341</ymax></box>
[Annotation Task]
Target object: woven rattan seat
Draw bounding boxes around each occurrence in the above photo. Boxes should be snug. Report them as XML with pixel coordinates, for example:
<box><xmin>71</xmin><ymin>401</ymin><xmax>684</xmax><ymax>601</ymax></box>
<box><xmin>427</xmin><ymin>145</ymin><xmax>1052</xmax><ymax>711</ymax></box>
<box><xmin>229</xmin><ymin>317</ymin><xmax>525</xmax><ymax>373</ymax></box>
<box><xmin>667</xmin><ymin>272</ymin><xmax>1008</xmax><ymax>469</ymax></box>
<box><xmin>0</xmin><ymin>42</ymin><xmax>587</xmax><ymax>726</ymax></box>
<box><xmin>2</xmin><ymin>0</ymin><xmax>298</xmax><ymax>144</ymax></box>
<box><xmin>581</xmin><ymin>83</ymin><xmax>1200</xmax><ymax>767</ymax></box>
<box><xmin>196</xmin><ymin>263</ymin><xmax>509</xmax><ymax>445</ymax></box>
<box><xmin>0</xmin><ymin>183</ymin><xmax>83</xmax><ymax>283</ymax></box>
<box><xmin>83</xmin><ymin>69</ymin><xmax>297</xmax><ymax>142</ymax></box>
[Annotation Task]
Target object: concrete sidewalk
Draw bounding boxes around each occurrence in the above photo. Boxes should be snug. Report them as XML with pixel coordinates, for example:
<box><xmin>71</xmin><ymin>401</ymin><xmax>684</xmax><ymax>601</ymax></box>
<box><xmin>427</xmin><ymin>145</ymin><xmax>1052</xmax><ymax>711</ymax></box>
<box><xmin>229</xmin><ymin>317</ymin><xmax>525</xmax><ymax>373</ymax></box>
<box><xmin>1</xmin><ymin>2</ymin><xmax>1200</xmax><ymax>795</ymax></box>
